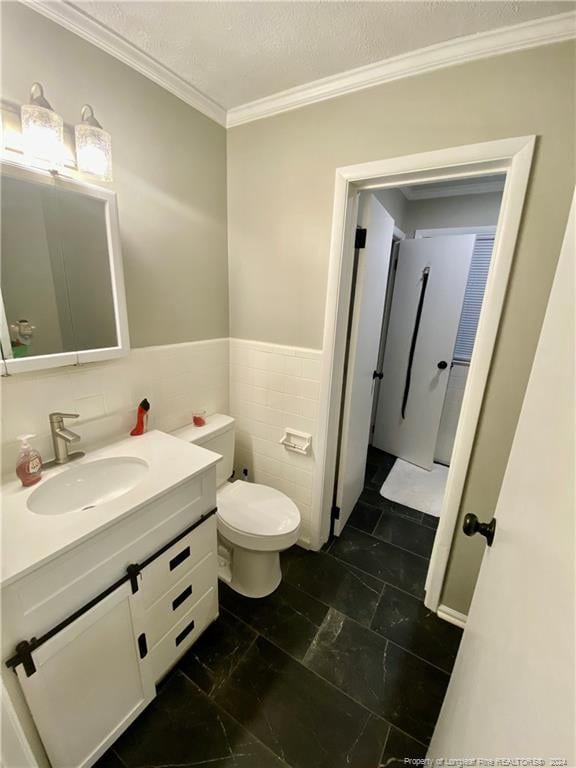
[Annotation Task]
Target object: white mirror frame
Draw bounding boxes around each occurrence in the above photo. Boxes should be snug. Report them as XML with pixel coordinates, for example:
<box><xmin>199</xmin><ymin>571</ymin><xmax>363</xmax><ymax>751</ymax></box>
<box><xmin>0</xmin><ymin>158</ymin><xmax>130</xmax><ymax>374</ymax></box>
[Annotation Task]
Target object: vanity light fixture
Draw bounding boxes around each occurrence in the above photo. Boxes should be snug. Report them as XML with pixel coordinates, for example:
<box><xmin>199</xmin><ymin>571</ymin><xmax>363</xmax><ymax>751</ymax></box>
<box><xmin>75</xmin><ymin>104</ymin><xmax>112</xmax><ymax>181</ymax></box>
<box><xmin>20</xmin><ymin>82</ymin><xmax>64</xmax><ymax>168</ymax></box>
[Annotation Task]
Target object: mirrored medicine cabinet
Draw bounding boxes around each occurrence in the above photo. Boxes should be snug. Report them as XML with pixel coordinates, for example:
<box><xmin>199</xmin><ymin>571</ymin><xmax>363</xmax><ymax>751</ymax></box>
<box><xmin>0</xmin><ymin>160</ymin><xmax>129</xmax><ymax>374</ymax></box>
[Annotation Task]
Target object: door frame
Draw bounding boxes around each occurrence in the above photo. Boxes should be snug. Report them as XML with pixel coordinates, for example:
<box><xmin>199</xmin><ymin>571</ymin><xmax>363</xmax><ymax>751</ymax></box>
<box><xmin>310</xmin><ymin>136</ymin><xmax>535</xmax><ymax>616</ymax></box>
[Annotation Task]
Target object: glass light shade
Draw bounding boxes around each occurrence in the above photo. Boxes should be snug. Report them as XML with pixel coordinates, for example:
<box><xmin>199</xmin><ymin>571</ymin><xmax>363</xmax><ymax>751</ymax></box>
<box><xmin>21</xmin><ymin>103</ymin><xmax>64</xmax><ymax>168</ymax></box>
<box><xmin>75</xmin><ymin>122</ymin><xmax>112</xmax><ymax>181</ymax></box>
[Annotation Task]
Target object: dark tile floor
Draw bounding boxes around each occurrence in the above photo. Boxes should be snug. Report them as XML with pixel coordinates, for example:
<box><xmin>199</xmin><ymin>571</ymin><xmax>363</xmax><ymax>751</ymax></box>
<box><xmin>97</xmin><ymin>447</ymin><xmax>462</xmax><ymax>768</ymax></box>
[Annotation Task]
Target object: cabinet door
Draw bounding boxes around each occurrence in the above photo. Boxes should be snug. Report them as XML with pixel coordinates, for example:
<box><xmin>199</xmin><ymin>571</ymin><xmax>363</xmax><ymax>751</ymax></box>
<box><xmin>16</xmin><ymin>583</ymin><xmax>154</xmax><ymax>768</ymax></box>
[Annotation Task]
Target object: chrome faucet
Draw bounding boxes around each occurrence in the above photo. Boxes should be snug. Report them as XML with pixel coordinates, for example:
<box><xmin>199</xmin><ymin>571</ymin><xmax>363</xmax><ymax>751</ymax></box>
<box><xmin>47</xmin><ymin>413</ymin><xmax>85</xmax><ymax>465</ymax></box>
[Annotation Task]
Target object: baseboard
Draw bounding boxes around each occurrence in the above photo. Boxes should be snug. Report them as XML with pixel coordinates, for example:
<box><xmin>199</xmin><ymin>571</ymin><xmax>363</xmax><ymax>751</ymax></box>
<box><xmin>437</xmin><ymin>604</ymin><xmax>468</xmax><ymax>629</ymax></box>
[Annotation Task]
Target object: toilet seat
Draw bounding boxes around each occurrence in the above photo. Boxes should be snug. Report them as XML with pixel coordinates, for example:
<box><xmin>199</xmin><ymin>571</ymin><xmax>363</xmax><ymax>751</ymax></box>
<box><xmin>217</xmin><ymin>482</ymin><xmax>300</xmax><ymax>552</ymax></box>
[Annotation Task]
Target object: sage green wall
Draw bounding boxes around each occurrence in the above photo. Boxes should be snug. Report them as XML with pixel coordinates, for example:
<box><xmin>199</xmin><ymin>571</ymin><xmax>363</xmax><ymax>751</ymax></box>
<box><xmin>228</xmin><ymin>42</ymin><xmax>576</xmax><ymax>614</ymax></box>
<box><xmin>2</xmin><ymin>2</ymin><xmax>228</xmax><ymax>348</ymax></box>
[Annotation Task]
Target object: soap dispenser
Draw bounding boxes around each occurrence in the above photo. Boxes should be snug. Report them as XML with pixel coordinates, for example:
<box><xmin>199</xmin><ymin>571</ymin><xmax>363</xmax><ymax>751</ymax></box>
<box><xmin>16</xmin><ymin>434</ymin><xmax>43</xmax><ymax>487</ymax></box>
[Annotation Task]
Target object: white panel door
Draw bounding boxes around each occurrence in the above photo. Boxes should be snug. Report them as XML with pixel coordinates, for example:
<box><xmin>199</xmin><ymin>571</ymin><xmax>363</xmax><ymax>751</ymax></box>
<box><xmin>16</xmin><ymin>583</ymin><xmax>155</xmax><ymax>768</ymax></box>
<box><xmin>429</xmin><ymin>194</ymin><xmax>575</xmax><ymax>761</ymax></box>
<box><xmin>335</xmin><ymin>194</ymin><xmax>394</xmax><ymax>534</ymax></box>
<box><xmin>373</xmin><ymin>235</ymin><xmax>474</xmax><ymax>469</ymax></box>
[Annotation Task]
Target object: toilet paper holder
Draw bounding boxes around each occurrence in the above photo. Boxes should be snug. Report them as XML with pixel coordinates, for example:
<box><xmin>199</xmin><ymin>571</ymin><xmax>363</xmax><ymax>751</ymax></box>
<box><xmin>280</xmin><ymin>429</ymin><xmax>312</xmax><ymax>455</ymax></box>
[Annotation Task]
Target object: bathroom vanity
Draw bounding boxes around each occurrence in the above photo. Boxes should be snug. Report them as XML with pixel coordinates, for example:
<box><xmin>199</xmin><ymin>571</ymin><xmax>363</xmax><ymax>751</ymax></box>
<box><xmin>1</xmin><ymin>430</ymin><xmax>221</xmax><ymax>768</ymax></box>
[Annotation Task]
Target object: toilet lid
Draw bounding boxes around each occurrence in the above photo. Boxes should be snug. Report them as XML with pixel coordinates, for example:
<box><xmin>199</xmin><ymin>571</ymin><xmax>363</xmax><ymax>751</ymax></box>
<box><xmin>217</xmin><ymin>482</ymin><xmax>300</xmax><ymax>537</ymax></box>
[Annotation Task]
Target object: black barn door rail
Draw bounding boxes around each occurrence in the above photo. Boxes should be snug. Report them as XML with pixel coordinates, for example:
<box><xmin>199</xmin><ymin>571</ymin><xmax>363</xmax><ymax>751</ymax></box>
<box><xmin>5</xmin><ymin>508</ymin><xmax>217</xmax><ymax>677</ymax></box>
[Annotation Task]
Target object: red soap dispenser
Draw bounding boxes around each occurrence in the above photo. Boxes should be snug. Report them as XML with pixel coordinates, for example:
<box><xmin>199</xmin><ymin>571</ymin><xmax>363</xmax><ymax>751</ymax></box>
<box><xmin>16</xmin><ymin>434</ymin><xmax>43</xmax><ymax>487</ymax></box>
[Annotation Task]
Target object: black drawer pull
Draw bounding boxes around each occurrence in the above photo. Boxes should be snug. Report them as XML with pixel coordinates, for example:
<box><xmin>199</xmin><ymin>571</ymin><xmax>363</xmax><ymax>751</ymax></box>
<box><xmin>175</xmin><ymin>619</ymin><xmax>195</xmax><ymax>647</ymax></box>
<box><xmin>169</xmin><ymin>546</ymin><xmax>190</xmax><ymax>571</ymax></box>
<box><xmin>138</xmin><ymin>633</ymin><xmax>148</xmax><ymax>659</ymax></box>
<box><xmin>172</xmin><ymin>585</ymin><xmax>193</xmax><ymax>611</ymax></box>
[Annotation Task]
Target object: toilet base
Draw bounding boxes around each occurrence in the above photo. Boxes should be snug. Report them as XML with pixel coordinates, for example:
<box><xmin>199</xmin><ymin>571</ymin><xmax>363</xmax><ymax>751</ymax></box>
<box><xmin>218</xmin><ymin>535</ymin><xmax>282</xmax><ymax>598</ymax></box>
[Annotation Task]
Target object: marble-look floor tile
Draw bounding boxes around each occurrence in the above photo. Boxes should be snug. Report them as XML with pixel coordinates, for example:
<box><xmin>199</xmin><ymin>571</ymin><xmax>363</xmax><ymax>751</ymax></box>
<box><xmin>304</xmin><ymin>610</ymin><xmax>448</xmax><ymax>744</ymax></box>
<box><xmin>364</xmin><ymin>461</ymin><xmax>379</xmax><ymax>486</ymax></box>
<box><xmin>347</xmin><ymin>501</ymin><xmax>382</xmax><ymax>534</ymax></box>
<box><xmin>219</xmin><ymin>580</ymin><xmax>328</xmax><ymax>660</ymax></box>
<box><xmin>367</xmin><ymin>447</ymin><xmax>396</xmax><ymax>474</ymax></box>
<box><xmin>365</xmin><ymin>464</ymin><xmax>396</xmax><ymax>492</ymax></box>
<box><xmin>115</xmin><ymin>671</ymin><xmax>288</xmax><ymax>768</ymax></box>
<box><xmin>360</xmin><ymin>489</ymin><xmax>423</xmax><ymax>524</ymax></box>
<box><xmin>93</xmin><ymin>749</ymin><xmax>125</xmax><ymax>768</ymax></box>
<box><xmin>372</xmin><ymin>510</ymin><xmax>436</xmax><ymax>558</ymax></box>
<box><xmin>304</xmin><ymin>609</ymin><xmax>390</xmax><ymax>713</ymax></box>
<box><xmin>329</xmin><ymin>527</ymin><xmax>429</xmax><ymax>598</ymax></box>
<box><xmin>421</xmin><ymin>512</ymin><xmax>440</xmax><ymax>530</ymax></box>
<box><xmin>370</xmin><ymin>465</ymin><xmax>395</xmax><ymax>491</ymax></box>
<box><xmin>371</xmin><ymin>584</ymin><xmax>462</xmax><ymax>673</ymax></box>
<box><xmin>282</xmin><ymin>546</ymin><xmax>382</xmax><ymax>625</ymax></box>
<box><xmin>380</xmin><ymin>726</ymin><xmax>428</xmax><ymax>767</ymax></box>
<box><xmin>214</xmin><ymin>636</ymin><xmax>384</xmax><ymax>768</ymax></box>
<box><xmin>178</xmin><ymin>609</ymin><xmax>256</xmax><ymax>695</ymax></box>
<box><xmin>378</xmin><ymin>642</ymin><xmax>449</xmax><ymax>744</ymax></box>
<box><xmin>348</xmin><ymin>715</ymin><xmax>390</xmax><ymax>768</ymax></box>
<box><xmin>368</xmin><ymin>451</ymin><xmax>397</xmax><ymax>489</ymax></box>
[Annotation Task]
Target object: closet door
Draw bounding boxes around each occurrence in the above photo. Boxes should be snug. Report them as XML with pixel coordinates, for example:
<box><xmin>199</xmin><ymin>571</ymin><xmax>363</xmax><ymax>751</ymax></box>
<box><xmin>16</xmin><ymin>583</ymin><xmax>154</xmax><ymax>768</ymax></box>
<box><xmin>373</xmin><ymin>235</ymin><xmax>473</xmax><ymax>469</ymax></box>
<box><xmin>335</xmin><ymin>194</ymin><xmax>394</xmax><ymax>534</ymax></box>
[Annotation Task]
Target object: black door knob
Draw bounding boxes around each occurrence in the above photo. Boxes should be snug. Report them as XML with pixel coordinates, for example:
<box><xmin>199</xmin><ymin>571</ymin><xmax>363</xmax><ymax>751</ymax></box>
<box><xmin>463</xmin><ymin>513</ymin><xmax>496</xmax><ymax>546</ymax></box>
<box><xmin>437</xmin><ymin>360</ymin><xmax>448</xmax><ymax>370</ymax></box>
<box><xmin>372</xmin><ymin>370</ymin><xmax>383</xmax><ymax>380</ymax></box>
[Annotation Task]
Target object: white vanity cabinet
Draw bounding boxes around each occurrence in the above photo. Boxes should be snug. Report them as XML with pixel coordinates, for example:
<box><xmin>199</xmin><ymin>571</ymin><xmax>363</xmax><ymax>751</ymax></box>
<box><xmin>1</xmin><ymin>444</ymin><xmax>220</xmax><ymax>768</ymax></box>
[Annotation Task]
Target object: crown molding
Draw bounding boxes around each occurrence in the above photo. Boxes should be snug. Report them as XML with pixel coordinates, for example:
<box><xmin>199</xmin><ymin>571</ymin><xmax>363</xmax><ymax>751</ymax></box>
<box><xmin>400</xmin><ymin>179</ymin><xmax>505</xmax><ymax>200</ymax></box>
<box><xmin>20</xmin><ymin>0</ymin><xmax>227</xmax><ymax>127</ymax></box>
<box><xmin>226</xmin><ymin>11</ymin><xmax>576</xmax><ymax>127</ymax></box>
<box><xmin>19</xmin><ymin>2</ymin><xmax>575</xmax><ymax>131</ymax></box>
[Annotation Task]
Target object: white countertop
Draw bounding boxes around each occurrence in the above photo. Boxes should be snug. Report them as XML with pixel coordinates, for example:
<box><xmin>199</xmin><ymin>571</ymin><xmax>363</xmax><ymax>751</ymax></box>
<box><xmin>1</xmin><ymin>430</ymin><xmax>221</xmax><ymax>588</ymax></box>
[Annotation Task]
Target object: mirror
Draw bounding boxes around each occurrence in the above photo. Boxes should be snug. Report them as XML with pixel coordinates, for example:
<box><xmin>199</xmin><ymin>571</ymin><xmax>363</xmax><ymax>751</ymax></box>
<box><xmin>0</xmin><ymin>162</ymin><xmax>129</xmax><ymax>373</ymax></box>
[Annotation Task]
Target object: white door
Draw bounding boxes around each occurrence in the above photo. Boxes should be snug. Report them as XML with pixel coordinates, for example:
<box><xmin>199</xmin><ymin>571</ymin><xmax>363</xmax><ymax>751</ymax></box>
<box><xmin>373</xmin><ymin>236</ymin><xmax>474</xmax><ymax>469</ymax></box>
<box><xmin>16</xmin><ymin>583</ymin><xmax>155</xmax><ymax>768</ymax></box>
<box><xmin>335</xmin><ymin>194</ymin><xmax>394</xmax><ymax>534</ymax></box>
<box><xmin>429</xmin><ymin>195</ymin><xmax>575</xmax><ymax>761</ymax></box>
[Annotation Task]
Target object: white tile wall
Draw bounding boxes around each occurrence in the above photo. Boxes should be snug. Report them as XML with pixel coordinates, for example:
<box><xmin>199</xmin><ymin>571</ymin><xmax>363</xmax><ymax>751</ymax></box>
<box><xmin>1</xmin><ymin>337</ymin><xmax>324</xmax><ymax>547</ymax></box>
<box><xmin>1</xmin><ymin>339</ymin><xmax>229</xmax><ymax>479</ymax></box>
<box><xmin>229</xmin><ymin>339</ymin><xmax>322</xmax><ymax>547</ymax></box>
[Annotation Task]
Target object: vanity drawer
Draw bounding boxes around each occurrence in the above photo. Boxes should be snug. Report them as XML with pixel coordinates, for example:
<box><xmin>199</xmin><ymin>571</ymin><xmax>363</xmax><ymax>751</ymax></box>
<box><xmin>144</xmin><ymin>551</ymin><xmax>217</xmax><ymax>648</ymax></box>
<box><xmin>139</xmin><ymin>514</ymin><xmax>217</xmax><ymax>610</ymax></box>
<box><xmin>149</xmin><ymin>586</ymin><xmax>218</xmax><ymax>683</ymax></box>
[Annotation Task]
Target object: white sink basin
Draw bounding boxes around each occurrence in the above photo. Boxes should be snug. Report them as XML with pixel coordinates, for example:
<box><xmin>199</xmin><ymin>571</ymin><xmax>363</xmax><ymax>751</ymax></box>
<box><xmin>27</xmin><ymin>457</ymin><xmax>149</xmax><ymax>516</ymax></box>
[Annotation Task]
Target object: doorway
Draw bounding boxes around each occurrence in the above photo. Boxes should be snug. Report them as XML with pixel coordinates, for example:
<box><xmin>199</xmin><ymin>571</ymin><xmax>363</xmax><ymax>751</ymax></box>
<box><xmin>332</xmin><ymin>177</ymin><xmax>503</xmax><ymax>579</ymax></box>
<box><xmin>370</xmin><ymin>183</ymin><xmax>501</xmax><ymax>513</ymax></box>
<box><xmin>312</xmin><ymin>137</ymin><xmax>535</xmax><ymax>621</ymax></box>
<box><xmin>335</xmin><ymin>177</ymin><xmax>503</xmax><ymax>530</ymax></box>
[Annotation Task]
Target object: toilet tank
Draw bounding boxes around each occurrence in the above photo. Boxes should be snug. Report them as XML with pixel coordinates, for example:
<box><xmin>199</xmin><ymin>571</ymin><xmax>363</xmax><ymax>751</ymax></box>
<box><xmin>172</xmin><ymin>414</ymin><xmax>235</xmax><ymax>487</ymax></box>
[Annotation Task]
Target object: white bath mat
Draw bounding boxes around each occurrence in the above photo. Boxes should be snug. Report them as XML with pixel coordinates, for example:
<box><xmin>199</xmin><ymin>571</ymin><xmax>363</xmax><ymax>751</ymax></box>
<box><xmin>380</xmin><ymin>459</ymin><xmax>449</xmax><ymax>518</ymax></box>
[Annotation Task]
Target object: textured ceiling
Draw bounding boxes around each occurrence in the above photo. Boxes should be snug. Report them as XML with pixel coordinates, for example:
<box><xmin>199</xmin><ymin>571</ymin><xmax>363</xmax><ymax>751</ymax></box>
<box><xmin>71</xmin><ymin>1</ymin><xmax>574</xmax><ymax>108</ymax></box>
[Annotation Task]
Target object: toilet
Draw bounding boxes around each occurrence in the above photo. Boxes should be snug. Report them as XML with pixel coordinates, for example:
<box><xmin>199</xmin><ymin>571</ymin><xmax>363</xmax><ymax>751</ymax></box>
<box><xmin>172</xmin><ymin>414</ymin><xmax>301</xmax><ymax>598</ymax></box>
